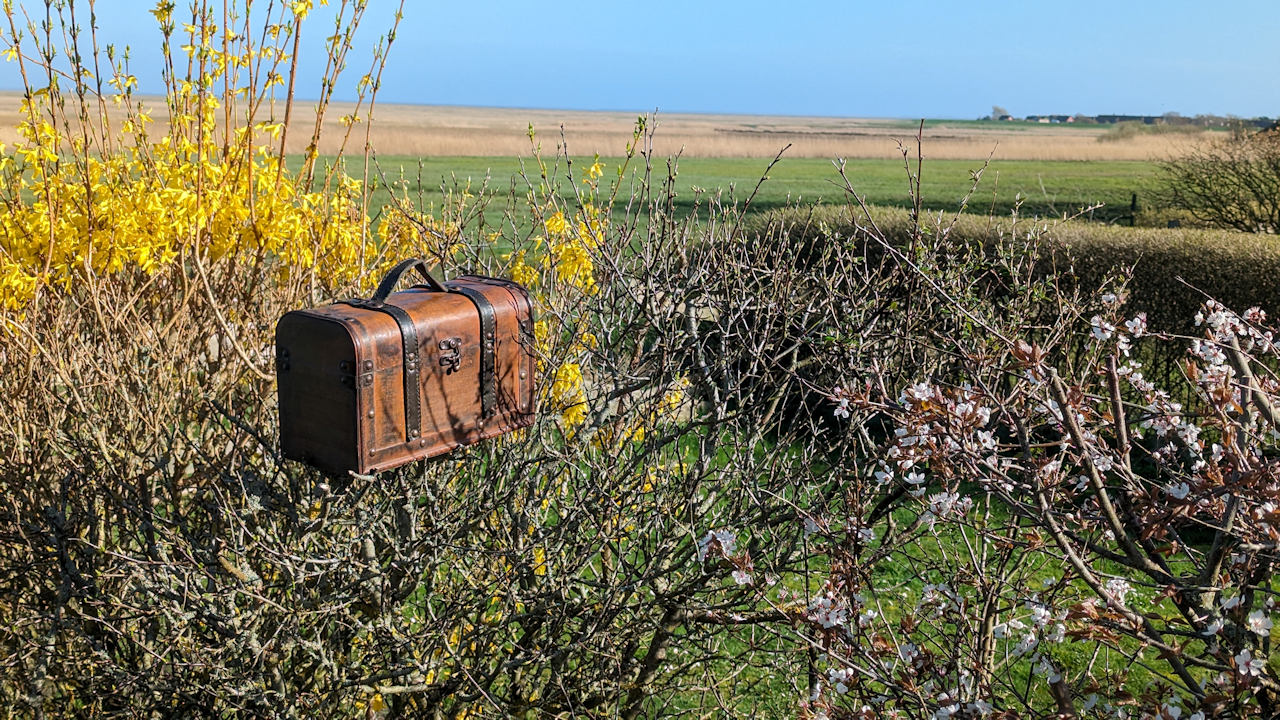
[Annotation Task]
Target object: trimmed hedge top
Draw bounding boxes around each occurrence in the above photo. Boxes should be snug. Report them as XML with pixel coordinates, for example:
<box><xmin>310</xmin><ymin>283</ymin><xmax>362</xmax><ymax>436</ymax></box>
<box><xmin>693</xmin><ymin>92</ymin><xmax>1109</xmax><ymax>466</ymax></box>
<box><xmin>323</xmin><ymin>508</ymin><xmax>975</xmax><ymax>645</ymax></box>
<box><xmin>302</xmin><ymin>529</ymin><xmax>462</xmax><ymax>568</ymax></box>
<box><xmin>755</xmin><ymin>205</ymin><xmax>1280</xmax><ymax>334</ymax></box>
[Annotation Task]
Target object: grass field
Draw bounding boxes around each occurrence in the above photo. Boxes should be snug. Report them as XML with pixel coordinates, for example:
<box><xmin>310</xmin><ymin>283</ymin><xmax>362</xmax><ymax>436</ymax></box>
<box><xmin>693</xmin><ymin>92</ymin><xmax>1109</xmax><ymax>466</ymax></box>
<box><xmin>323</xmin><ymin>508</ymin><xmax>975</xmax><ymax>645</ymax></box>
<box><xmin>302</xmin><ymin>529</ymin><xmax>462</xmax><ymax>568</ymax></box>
<box><xmin>357</xmin><ymin>155</ymin><xmax>1161</xmax><ymax>229</ymax></box>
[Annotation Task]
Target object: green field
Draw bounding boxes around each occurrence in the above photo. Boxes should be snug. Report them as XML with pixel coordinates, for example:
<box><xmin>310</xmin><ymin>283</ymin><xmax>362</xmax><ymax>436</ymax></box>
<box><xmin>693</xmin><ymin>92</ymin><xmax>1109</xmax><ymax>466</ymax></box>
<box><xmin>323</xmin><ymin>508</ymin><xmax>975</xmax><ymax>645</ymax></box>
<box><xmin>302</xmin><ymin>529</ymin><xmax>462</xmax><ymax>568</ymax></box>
<box><xmin>349</xmin><ymin>156</ymin><xmax>1160</xmax><ymax>229</ymax></box>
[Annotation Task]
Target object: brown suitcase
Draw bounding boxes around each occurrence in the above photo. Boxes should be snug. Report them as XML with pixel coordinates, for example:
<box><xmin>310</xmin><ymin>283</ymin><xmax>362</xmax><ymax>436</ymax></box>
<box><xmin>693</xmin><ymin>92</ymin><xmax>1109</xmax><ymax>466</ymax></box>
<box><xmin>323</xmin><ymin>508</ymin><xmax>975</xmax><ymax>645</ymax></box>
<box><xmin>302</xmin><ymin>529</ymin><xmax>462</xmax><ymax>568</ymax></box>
<box><xmin>275</xmin><ymin>259</ymin><xmax>536</xmax><ymax>476</ymax></box>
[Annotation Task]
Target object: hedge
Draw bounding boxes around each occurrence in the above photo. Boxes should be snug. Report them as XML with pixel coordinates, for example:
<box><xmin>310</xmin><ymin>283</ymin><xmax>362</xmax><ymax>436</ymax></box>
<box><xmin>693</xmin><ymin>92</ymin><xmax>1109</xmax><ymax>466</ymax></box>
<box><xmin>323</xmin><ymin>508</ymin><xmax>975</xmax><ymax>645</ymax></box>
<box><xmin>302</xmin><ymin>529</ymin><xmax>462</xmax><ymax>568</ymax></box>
<box><xmin>754</xmin><ymin>205</ymin><xmax>1280</xmax><ymax>334</ymax></box>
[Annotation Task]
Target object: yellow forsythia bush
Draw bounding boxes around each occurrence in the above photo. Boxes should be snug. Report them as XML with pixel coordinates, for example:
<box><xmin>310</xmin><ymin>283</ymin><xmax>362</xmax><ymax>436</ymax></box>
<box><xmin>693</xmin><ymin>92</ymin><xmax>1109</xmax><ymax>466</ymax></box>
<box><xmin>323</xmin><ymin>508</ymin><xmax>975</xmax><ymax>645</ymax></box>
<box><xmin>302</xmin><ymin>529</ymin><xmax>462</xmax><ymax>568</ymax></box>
<box><xmin>0</xmin><ymin>0</ymin><xmax>414</xmax><ymax>312</ymax></box>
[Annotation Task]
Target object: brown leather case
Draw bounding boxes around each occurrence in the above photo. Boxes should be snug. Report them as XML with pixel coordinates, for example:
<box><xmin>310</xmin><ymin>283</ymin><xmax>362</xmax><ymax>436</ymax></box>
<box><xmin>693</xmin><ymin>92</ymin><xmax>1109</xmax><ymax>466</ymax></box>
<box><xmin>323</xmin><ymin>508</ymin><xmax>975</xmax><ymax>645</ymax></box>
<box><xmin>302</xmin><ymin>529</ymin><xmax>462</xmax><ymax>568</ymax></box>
<box><xmin>276</xmin><ymin>259</ymin><xmax>535</xmax><ymax>476</ymax></box>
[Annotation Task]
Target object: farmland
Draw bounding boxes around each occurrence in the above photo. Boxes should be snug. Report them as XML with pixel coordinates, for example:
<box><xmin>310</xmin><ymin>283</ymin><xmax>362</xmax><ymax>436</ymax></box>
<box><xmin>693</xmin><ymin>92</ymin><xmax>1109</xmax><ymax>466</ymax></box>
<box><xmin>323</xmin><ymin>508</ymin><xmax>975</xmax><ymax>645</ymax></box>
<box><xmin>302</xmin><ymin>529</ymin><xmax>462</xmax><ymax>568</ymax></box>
<box><xmin>363</xmin><ymin>154</ymin><xmax>1161</xmax><ymax>227</ymax></box>
<box><xmin>0</xmin><ymin>91</ymin><xmax>1173</xmax><ymax>224</ymax></box>
<box><xmin>264</xmin><ymin>102</ymin><xmax>1182</xmax><ymax>226</ymax></box>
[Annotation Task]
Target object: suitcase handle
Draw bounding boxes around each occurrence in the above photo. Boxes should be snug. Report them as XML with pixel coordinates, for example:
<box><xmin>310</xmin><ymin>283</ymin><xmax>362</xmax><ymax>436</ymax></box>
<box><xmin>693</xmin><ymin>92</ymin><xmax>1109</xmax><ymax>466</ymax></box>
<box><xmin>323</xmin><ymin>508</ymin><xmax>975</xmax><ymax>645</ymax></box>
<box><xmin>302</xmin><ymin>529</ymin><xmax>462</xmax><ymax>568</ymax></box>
<box><xmin>368</xmin><ymin>258</ymin><xmax>448</xmax><ymax>306</ymax></box>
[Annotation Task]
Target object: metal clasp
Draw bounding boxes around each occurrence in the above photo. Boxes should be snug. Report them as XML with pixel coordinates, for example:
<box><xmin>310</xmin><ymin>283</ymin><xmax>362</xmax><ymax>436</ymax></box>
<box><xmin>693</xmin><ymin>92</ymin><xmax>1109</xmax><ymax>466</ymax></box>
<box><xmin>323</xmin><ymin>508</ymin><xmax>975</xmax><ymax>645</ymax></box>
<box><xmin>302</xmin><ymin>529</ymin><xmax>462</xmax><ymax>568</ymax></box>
<box><xmin>438</xmin><ymin>337</ymin><xmax>462</xmax><ymax>374</ymax></box>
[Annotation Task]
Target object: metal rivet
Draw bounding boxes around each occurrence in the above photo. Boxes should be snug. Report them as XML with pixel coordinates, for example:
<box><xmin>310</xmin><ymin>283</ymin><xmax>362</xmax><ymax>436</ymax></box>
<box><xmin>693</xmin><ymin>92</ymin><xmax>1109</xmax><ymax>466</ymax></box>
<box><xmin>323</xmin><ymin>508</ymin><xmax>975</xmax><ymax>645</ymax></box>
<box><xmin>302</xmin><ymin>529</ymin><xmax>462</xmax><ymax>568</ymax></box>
<box><xmin>367</xmin><ymin>410</ymin><xmax>374</xmax><ymax>418</ymax></box>
<box><xmin>519</xmin><ymin>371</ymin><xmax>526</xmax><ymax>379</ymax></box>
<box><xmin>369</xmin><ymin>449</ymin><xmax>375</xmax><ymax>456</ymax></box>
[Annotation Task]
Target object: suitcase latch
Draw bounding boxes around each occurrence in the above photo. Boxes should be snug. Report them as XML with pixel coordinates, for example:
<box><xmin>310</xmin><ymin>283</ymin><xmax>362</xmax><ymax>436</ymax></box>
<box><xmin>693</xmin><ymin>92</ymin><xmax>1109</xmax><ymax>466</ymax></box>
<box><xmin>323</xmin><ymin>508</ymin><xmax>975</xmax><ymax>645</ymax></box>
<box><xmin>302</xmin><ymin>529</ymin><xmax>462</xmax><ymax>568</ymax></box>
<box><xmin>438</xmin><ymin>337</ymin><xmax>462</xmax><ymax>374</ymax></box>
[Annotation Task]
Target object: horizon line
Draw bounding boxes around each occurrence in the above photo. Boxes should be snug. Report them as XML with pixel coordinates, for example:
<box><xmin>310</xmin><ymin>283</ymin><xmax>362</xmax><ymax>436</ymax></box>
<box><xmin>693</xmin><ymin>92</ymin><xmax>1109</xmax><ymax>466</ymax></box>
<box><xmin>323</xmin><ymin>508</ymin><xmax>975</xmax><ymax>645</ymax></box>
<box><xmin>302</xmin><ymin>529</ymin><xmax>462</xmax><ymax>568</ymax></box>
<box><xmin>0</xmin><ymin>89</ymin><xmax>1266</xmax><ymax>123</ymax></box>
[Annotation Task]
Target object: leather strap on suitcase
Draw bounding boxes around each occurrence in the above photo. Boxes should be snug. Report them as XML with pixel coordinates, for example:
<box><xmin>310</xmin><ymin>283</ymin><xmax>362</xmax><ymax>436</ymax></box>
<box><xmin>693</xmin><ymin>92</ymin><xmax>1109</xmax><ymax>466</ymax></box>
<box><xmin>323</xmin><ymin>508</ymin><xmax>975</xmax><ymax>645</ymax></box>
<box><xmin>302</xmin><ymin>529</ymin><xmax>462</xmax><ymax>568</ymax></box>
<box><xmin>339</xmin><ymin>259</ymin><xmax>500</xmax><ymax>443</ymax></box>
<box><xmin>443</xmin><ymin>282</ymin><xmax>497</xmax><ymax>420</ymax></box>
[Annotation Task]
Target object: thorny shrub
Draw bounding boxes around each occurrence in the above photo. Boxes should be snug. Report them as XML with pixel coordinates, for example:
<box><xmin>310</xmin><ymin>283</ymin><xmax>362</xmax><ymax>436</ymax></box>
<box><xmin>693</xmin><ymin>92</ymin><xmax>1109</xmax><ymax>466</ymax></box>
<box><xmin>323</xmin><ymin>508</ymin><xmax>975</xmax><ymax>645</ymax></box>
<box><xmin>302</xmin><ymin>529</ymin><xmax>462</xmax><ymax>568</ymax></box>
<box><xmin>724</xmin><ymin>221</ymin><xmax>1280</xmax><ymax>715</ymax></box>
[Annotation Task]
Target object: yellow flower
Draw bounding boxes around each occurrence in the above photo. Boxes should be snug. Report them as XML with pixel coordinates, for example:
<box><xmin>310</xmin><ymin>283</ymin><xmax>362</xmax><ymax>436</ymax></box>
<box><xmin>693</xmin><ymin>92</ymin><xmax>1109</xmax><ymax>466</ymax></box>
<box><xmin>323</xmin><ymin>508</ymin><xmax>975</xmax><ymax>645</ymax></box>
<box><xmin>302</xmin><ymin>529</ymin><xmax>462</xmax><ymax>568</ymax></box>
<box><xmin>508</xmin><ymin>249</ymin><xmax>538</xmax><ymax>288</ymax></box>
<box><xmin>544</xmin><ymin>210</ymin><xmax>567</xmax><ymax>235</ymax></box>
<box><xmin>549</xmin><ymin>362</ymin><xmax>588</xmax><ymax>428</ymax></box>
<box><xmin>550</xmin><ymin>239</ymin><xmax>596</xmax><ymax>293</ymax></box>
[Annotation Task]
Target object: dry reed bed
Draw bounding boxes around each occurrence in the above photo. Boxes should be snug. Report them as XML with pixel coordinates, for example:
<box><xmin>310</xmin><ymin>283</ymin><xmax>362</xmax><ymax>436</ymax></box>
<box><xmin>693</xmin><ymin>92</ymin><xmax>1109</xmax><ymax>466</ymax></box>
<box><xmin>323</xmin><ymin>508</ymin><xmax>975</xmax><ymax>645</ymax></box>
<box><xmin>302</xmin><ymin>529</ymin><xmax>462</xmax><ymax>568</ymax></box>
<box><xmin>0</xmin><ymin>92</ymin><xmax>1200</xmax><ymax>161</ymax></box>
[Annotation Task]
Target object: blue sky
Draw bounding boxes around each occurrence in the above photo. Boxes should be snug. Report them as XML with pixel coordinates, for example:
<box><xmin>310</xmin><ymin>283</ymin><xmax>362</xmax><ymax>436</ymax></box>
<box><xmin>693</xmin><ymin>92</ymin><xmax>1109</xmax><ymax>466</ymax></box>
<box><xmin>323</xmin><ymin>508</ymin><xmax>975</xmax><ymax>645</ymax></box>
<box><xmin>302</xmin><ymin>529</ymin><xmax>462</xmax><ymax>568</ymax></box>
<box><xmin>1</xmin><ymin>0</ymin><xmax>1276</xmax><ymax>119</ymax></box>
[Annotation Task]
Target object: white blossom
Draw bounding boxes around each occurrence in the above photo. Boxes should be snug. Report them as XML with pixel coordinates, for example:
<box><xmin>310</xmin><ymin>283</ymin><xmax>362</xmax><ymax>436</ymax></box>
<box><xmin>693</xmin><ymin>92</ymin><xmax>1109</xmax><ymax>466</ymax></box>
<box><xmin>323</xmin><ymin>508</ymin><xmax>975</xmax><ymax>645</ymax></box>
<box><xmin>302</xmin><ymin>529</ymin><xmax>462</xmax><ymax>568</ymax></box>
<box><xmin>1090</xmin><ymin>315</ymin><xmax>1115</xmax><ymax>341</ymax></box>
<box><xmin>1247</xmin><ymin>610</ymin><xmax>1273</xmax><ymax>636</ymax></box>
<box><xmin>901</xmin><ymin>381</ymin><xmax>936</xmax><ymax>404</ymax></box>
<box><xmin>897</xmin><ymin>642</ymin><xmax>918</xmax><ymax>664</ymax></box>
<box><xmin>697</xmin><ymin>529</ymin><xmax>737</xmax><ymax>562</ymax></box>
<box><xmin>922</xmin><ymin>583</ymin><xmax>955</xmax><ymax>611</ymax></box>
<box><xmin>1124</xmin><ymin>313</ymin><xmax>1147</xmax><ymax>337</ymax></box>
<box><xmin>1034</xmin><ymin>654</ymin><xmax>1061</xmax><ymax>683</ymax></box>
<box><xmin>827</xmin><ymin>667</ymin><xmax>854</xmax><ymax>695</ymax></box>
<box><xmin>831</xmin><ymin>386</ymin><xmax>851</xmax><ymax>418</ymax></box>
<box><xmin>992</xmin><ymin>618</ymin><xmax>1025</xmax><ymax>639</ymax></box>
<box><xmin>976</xmin><ymin>429</ymin><xmax>998</xmax><ymax>451</ymax></box>
<box><xmin>1177</xmin><ymin>422</ymin><xmax>1201</xmax><ymax>446</ymax></box>
<box><xmin>1014</xmin><ymin>632</ymin><xmax>1039</xmax><ymax>656</ymax></box>
<box><xmin>1236</xmin><ymin>648</ymin><xmax>1266</xmax><ymax>676</ymax></box>
<box><xmin>808</xmin><ymin>594</ymin><xmax>848</xmax><ymax>629</ymax></box>
<box><xmin>1104</xmin><ymin>577</ymin><xmax>1132</xmax><ymax>605</ymax></box>
<box><xmin>1027</xmin><ymin>601</ymin><xmax>1052</xmax><ymax>627</ymax></box>
<box><xmin>967</xmin><ymin>700</ymin><xmax>993</xmax><ymax>716</ymax></box>
<box><xmin>1190</xmin><ymin>339</ymin><xmax>1228</xmax><ymax>366</ymax></box>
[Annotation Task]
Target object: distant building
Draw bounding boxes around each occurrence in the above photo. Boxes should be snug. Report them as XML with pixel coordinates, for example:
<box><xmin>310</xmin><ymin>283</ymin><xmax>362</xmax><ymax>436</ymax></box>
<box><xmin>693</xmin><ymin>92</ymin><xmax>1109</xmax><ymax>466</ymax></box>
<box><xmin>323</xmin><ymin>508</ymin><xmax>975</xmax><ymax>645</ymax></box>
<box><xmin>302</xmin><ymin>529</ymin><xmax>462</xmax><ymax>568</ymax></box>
<box><xmin>1018</xmin><ymin>114</ymin><xmax>1272</xmax><ymax>128</ymax></box>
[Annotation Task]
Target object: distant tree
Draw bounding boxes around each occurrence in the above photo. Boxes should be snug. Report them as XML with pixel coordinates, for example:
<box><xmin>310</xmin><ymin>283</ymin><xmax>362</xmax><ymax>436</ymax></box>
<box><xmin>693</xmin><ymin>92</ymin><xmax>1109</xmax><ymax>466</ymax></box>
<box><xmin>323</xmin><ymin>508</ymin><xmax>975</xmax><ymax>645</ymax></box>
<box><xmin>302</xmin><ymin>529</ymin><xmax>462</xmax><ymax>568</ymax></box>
<box><xmin>1159</xmin><ymin>128</ymin><xmax>1280</xmax><ymax>233</ymax></box>
<box><xmin>989</xmin><ymin>104</ymin><xmax>1010</xmax><ymax>120</ymax></box>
